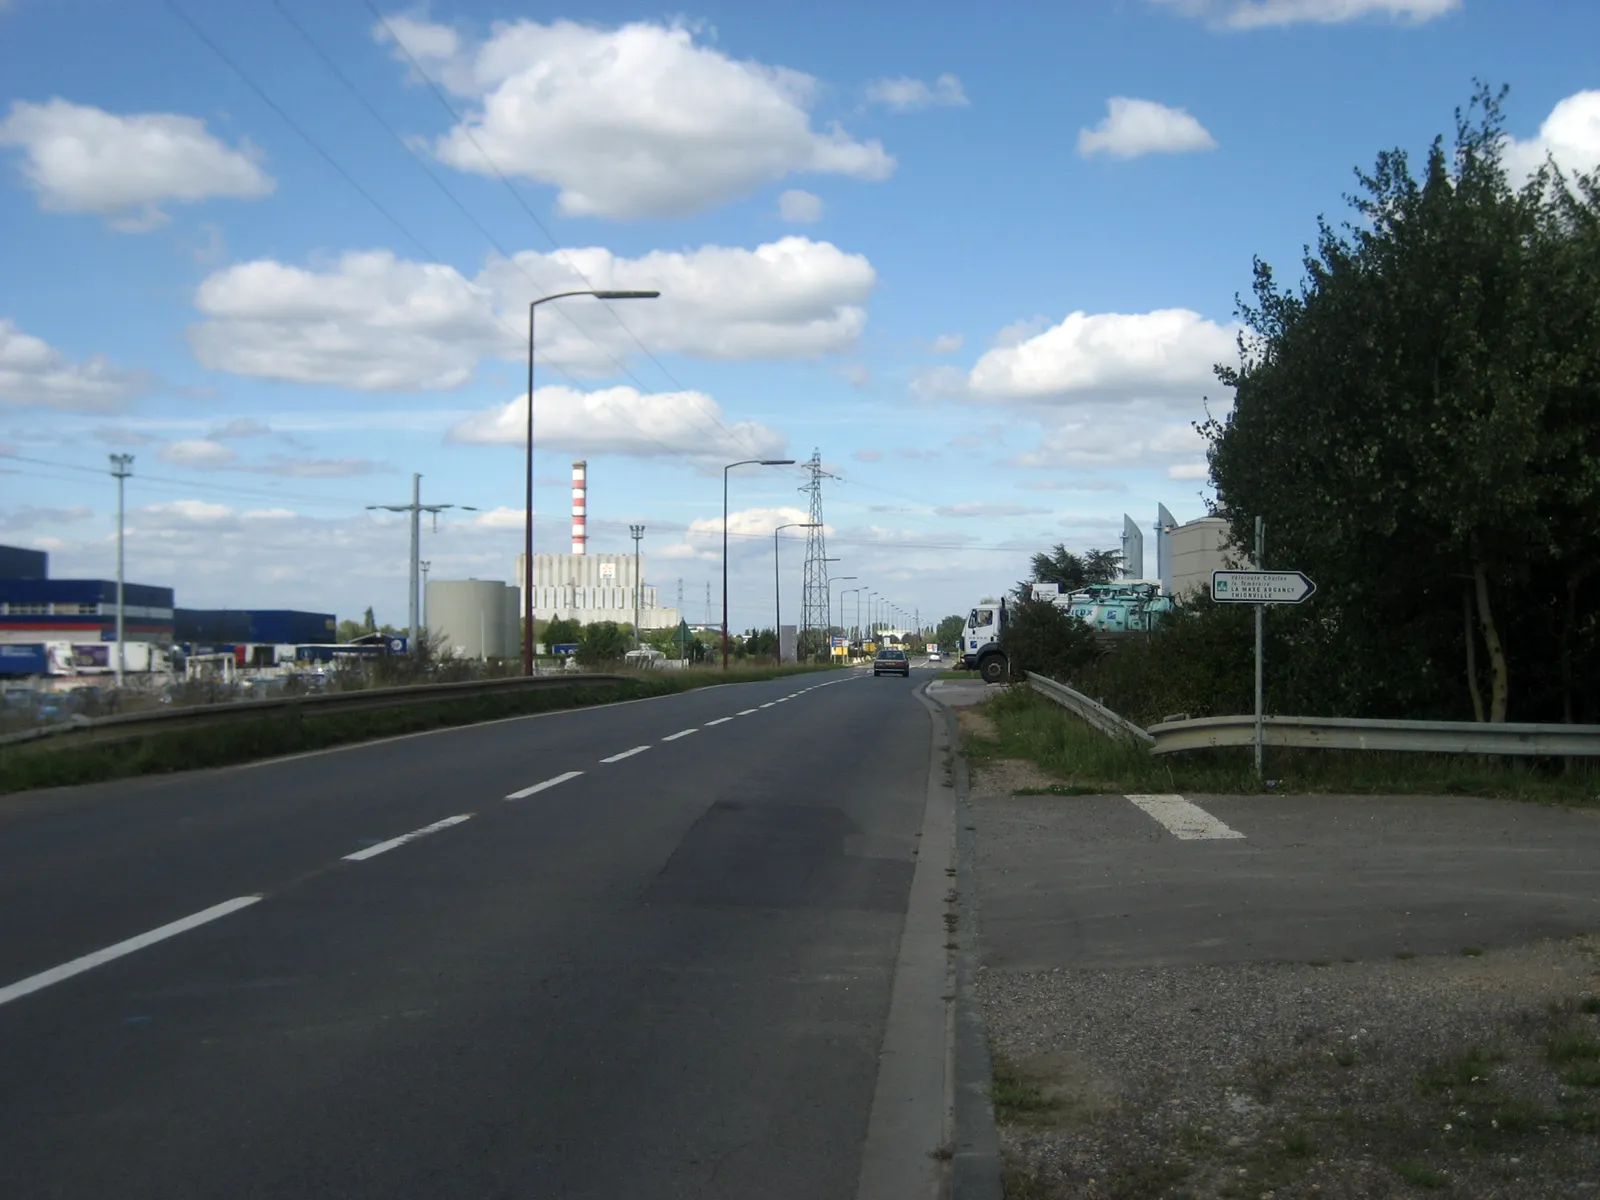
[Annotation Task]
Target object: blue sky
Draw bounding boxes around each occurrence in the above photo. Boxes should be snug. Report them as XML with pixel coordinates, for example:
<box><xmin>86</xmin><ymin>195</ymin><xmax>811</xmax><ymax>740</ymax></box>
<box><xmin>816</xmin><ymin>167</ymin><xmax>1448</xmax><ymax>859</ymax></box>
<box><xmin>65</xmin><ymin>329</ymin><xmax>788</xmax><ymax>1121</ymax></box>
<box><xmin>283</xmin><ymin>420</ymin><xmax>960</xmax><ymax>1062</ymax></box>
<box><xmin>1</xmin><ymin>0</ymin><xmax>1596</xmax><ymax>632</ymax></box>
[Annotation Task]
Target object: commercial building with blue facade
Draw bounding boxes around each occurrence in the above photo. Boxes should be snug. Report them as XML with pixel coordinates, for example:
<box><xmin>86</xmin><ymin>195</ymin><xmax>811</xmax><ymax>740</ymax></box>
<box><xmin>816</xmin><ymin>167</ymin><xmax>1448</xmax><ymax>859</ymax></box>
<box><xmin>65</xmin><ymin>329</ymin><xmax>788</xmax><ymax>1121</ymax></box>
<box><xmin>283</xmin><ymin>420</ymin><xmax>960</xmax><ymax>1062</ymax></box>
<box><xmin>0</xmin><ymin>576</ymin><xmax>176</xmax><ymax>644</ymax></box>
<box><xmin>175</xmin><ymin>609</ymin><xmax>336</xmax><ymax>646</ymax></box>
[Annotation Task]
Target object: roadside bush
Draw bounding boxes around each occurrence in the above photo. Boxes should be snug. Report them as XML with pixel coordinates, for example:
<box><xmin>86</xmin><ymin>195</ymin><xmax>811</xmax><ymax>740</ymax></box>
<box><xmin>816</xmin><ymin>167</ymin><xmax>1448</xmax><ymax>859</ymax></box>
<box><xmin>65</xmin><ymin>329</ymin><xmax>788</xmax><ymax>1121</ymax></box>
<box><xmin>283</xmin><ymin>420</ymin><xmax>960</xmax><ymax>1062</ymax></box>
<box><xmin>1000</xmin><ymin>598</ymin><xmax>1102</xmax><ymax>681</ymax></box>
<box><xmin>576</xmin><ymin>621</ymin><xmax>630</xmax><ymax>667</ymax></box>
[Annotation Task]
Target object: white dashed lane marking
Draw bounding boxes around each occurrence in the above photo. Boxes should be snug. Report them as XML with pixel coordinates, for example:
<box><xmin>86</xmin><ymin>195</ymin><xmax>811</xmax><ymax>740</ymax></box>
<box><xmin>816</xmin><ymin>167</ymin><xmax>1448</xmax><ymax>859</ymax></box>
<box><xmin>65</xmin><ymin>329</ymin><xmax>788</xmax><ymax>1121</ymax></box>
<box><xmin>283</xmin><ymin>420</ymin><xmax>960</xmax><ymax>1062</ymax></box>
<box><xmin>505</xmin><ymin>771</ymin><xmax>584</xmax><ymax>800</ymax></box>
<box><xmin>600</xmin><ymin>746</ymin><xmax>651</xmax><ymax>763</ymax></box>
<box><xmin>344</xmin><ymin>814</ymin><xmax>474</xmax><ymax>861</ymax></box>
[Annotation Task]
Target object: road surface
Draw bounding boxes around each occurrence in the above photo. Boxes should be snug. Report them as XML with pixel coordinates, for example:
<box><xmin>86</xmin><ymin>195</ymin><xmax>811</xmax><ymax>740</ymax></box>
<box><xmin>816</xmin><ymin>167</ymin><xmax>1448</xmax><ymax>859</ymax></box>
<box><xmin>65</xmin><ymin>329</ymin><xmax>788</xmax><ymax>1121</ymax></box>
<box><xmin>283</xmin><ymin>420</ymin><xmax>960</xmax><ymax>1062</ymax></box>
<box><xmin>0</xmin><ymin>668</ymin><xmax>945</xmax><ymax>1199</ymax></box>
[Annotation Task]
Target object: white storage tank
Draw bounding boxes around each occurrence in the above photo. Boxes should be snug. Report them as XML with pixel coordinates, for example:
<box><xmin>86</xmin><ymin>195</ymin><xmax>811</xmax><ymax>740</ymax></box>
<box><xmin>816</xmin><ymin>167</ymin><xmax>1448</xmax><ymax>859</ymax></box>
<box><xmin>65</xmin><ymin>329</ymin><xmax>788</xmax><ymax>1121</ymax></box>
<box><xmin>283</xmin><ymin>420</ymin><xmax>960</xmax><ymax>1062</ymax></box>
<box><xmin>425</xmin><ymin>579</ymin><xmax>520</xmax><ymax>660</ymax></box>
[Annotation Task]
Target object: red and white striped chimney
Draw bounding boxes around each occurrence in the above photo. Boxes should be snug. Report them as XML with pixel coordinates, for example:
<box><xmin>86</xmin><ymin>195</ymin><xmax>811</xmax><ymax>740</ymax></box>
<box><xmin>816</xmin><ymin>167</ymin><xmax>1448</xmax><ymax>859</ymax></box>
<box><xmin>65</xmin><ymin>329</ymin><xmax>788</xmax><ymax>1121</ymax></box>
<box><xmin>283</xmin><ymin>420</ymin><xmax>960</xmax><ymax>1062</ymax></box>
<box><xmin>571</xmin><ymin>460</ymin><xmax>587</xmax><ymax>556</ymax></box>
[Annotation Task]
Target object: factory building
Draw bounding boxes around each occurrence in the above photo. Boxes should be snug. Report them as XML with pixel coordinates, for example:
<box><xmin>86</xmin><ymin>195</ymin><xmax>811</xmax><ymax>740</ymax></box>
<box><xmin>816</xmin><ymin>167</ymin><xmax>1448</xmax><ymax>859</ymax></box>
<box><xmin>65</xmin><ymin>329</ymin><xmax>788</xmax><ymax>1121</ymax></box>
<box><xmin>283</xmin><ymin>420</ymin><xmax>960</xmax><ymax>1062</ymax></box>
<box><xmin>175</xmin><ymin>609</ymin><xmax>336</xmax><ymax>646</ymax></box>
<box><xmin>0</xmin><ymin>544</ymin><xmax>175</xmax><ymax>644</ymax></box>
<box><xmin>425</xmin><ymin>580</ymin><xmax>520</xmax><ymax>659</ymax></box>
<box><xmin>511</xmin><ymin>460</ymin><xmax>681</xmax><ymax>631</ymax></box>
<box><xmin>1154</xmin><ymin>514</ymin><xmax>1248</xmax><ymax>598</ymax></box>
<box><xmin>0</xmin><ymin>544</ymin><xmax>48</xmax><ymax>580</ymax></box>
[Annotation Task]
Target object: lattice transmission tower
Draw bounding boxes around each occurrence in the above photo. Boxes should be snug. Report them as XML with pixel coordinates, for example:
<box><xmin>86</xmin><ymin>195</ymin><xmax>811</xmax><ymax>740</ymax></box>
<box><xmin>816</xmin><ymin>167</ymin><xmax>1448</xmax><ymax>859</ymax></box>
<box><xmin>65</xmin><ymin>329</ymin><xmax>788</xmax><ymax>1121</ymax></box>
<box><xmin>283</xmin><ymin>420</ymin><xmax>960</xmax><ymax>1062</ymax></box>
<box><xmin>798</xmin><ymin>449</ymin><xmax>837</xmax><ymax>660</ymax></box>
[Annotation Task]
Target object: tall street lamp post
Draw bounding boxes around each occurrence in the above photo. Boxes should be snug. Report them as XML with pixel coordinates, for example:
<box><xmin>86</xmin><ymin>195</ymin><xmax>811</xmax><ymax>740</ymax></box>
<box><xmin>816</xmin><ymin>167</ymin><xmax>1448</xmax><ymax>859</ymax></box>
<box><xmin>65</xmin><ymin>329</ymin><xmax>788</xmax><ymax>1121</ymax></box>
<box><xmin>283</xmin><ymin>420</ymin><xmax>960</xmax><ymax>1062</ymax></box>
<box><xmin>774</xmin><ymin>521</ymin><xmax>818</xmax><ymax>663</ymax></box>
<box><xmin>840</xmin><ymin>586</ymin><xmax>862</xmax><ymax>647</ymax></box>
<box><xmin>830</xmin><ymin>575</ymin><xmax>856</xmax><ymax>662</ymax></box>
<box><xmin>109</xmin><ymin>454</ymin><xmax>133</xmax><ymax>688</ymax></box>
<box><xmin>524</xmin><ymin>289</ymin><xmax>659</xmax><ymax>676</ymax></box>
<box><xmin>630</xmin><ymin>524</ymin><xmax>645</xmax><ymax>648</ymax></box>
<box><xmin>723</xmin><ymin>459</ymin><xmax>795</xmax><ymax>669</ymax></box>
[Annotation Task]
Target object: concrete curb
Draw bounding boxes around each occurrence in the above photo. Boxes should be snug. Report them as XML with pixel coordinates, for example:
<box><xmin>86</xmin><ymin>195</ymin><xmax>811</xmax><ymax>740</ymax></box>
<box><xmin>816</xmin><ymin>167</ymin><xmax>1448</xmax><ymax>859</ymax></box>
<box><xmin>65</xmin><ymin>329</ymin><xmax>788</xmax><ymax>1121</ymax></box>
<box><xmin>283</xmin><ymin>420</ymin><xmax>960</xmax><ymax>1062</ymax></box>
<box><xmin>937</xmin><ymin>700</ymin><xmax>1005</xmax><ymax>1199</ymax></box>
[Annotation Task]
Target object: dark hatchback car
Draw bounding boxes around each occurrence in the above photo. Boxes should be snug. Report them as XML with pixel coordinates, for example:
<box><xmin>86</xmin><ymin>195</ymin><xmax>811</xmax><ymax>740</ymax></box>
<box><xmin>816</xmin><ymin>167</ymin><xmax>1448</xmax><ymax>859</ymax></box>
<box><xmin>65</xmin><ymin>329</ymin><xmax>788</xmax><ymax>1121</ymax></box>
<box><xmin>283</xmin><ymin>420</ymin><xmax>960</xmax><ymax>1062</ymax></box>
<box><xmin>873</xmin><ymin>647</ymin><xmax>910</xmax><ymax>677</ymax></box>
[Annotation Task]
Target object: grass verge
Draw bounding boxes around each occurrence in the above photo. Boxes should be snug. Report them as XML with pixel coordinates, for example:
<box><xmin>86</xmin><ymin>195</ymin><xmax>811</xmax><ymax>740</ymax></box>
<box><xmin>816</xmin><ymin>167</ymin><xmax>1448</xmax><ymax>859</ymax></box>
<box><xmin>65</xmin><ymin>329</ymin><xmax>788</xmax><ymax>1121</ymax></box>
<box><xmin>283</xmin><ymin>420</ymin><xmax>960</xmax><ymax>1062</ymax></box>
<box><xmin>0</xmin><ymin>665</ymin><xmax>836</xmax><ymax>795</ymax></box>
<box><xmin>968</xmin><ymin>685</ymin><xmax>1600</xmax><ymax>803</ymax></box>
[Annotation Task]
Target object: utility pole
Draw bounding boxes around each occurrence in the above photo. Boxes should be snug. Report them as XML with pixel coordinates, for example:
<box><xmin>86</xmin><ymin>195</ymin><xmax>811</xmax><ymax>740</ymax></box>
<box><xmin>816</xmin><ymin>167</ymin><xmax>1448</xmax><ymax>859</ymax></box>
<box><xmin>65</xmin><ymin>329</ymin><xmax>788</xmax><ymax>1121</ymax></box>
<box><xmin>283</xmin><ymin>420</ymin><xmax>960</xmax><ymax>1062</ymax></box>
<box><xmin>368</xmin><ymin>475</ymin><xmax>476</xmax><ymax>654</ymax></box>
<box><xmin>109</xmin><ymin>454</ymin><xmax>133</xmax><ymax>688</ymax></box>
<box><xmin>1255</xmin><ymin>515</ymin><xmax>1265</xmax><ymax>779</ymax></box>
<box><xmin>798</xmin><ymin>449</ymin><xmax>836</xmax><ymax>661</ymax></box>
<box><xmin>420</xmin><ymin>560</ymin><xmax>431</xmax><ymax>632</ymax></box>
<box><xmin>630</xmin><ymin>524</ymin><xmax>645</xmax><ymax>648</ymax></box>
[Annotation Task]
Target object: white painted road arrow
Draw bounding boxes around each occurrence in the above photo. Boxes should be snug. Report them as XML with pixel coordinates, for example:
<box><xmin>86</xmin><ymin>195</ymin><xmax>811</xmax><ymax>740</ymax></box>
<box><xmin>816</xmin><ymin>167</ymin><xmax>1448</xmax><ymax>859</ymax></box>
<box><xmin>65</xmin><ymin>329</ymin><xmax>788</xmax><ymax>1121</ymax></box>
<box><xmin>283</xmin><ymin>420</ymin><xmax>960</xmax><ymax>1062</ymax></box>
<box><xmin>1211</xmin><ymin>569</ymin><xmax>1317</xmax><ymax>604</ymax></box>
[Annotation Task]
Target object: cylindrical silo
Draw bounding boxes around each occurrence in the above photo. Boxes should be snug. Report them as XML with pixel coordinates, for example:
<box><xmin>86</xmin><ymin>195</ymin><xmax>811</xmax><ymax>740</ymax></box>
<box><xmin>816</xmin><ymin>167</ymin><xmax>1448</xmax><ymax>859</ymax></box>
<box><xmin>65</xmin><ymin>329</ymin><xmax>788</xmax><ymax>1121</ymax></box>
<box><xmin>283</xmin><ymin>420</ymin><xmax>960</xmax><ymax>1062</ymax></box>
<box><xmin>425</xmin><ymin>580</ymin><xmax>519</xmax><ymax>660</ymax></box>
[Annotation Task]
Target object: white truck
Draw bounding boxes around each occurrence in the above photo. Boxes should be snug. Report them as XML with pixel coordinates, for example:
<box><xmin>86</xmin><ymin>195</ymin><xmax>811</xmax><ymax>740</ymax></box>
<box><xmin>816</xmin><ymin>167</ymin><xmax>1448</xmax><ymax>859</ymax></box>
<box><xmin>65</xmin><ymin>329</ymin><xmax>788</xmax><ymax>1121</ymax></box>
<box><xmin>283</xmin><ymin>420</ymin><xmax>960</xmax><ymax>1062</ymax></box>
<box><xmin>957</xmin><ymin>581</ymin><xmax>1174</xmax><ymax>683</ymax></box>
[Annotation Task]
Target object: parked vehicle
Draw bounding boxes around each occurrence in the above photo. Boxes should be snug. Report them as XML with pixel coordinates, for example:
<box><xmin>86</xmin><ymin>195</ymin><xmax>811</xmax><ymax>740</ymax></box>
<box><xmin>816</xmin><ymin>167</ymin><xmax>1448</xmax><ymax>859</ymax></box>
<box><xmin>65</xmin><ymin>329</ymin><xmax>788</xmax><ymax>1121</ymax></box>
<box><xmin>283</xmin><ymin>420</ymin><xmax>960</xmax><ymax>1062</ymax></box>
<box><xmin>957</xmin><ymin>581</ymin><xmax>1176</xmax><ymax>684</ymax></box>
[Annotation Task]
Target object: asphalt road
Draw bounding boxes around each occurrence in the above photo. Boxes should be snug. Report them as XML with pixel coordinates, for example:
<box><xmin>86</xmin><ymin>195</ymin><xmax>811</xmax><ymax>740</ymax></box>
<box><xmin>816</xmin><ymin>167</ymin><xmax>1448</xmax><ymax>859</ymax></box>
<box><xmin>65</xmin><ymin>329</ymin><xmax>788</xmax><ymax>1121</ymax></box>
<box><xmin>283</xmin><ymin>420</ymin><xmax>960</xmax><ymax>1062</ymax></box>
<box><xmin>975</xmin><ymin>787</ymin><xmax>1600</xmax><ymax>971</ymax></box>
<box><xmin>0</xmin><ymin>667</ymin><xmax>941</xmax><ymax>1199</ymax></box>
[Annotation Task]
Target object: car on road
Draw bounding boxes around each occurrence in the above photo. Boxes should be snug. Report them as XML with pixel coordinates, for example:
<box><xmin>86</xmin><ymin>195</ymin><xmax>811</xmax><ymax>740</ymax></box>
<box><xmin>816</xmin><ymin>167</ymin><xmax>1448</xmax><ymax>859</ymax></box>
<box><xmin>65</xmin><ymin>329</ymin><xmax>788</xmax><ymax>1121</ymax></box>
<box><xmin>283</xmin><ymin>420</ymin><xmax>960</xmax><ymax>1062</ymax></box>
<box><xmin>873</xmin><ymin>647</ymin><xmax>910</xmax><ymax>677</ymax></box>
<box><xmin>927</xmin><ymin>650</ymin><xmax>942</xmax><ymax>663</ymax></box>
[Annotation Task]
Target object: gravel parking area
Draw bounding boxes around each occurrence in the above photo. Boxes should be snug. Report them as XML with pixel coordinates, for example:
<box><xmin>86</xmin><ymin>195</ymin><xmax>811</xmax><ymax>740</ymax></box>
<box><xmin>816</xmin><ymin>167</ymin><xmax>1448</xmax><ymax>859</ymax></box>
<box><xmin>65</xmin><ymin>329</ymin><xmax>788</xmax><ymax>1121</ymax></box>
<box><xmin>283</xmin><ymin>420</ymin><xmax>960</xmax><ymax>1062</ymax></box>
<box><xmin>967</xmin><ymin>756</ymin><xmax>1600</xmax><ymax>1199</ymax></box>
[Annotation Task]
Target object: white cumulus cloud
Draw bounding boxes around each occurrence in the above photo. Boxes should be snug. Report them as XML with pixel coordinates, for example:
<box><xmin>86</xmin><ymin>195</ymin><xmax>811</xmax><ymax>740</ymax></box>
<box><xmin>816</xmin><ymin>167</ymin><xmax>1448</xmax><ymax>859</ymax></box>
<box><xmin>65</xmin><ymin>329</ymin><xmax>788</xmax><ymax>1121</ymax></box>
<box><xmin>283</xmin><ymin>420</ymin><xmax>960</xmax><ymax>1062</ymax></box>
<box><xmin>190</xmin><ymin>237</ymin><xmax>876</xmax><ymax>389</ymax></box>
<box><xmin>1149</xmin><ymin>0</ymin><xmax>1458</xmax><ymax>28</ymax></box>
<box><xmin>0</xmin><ymin>99</ymin><xmax>273</xmax><ymax>231</ymax></box>
<box><xmin>0</xmin><ymin>318</ymin><xmax>146</xmax><ymax>412</ymax></box>
<box><xmin>446</xmin><ymin>385</ymin><xmax>786</xmax><ymax>462</ymax></box>
<box><xmin>373</xmin><ymin>14</ymin><xmax>894</xmax><ymax>219</ymax></box>
<box><xmin>1503</xmin><ymin>90</ymin><xmax>1600</xmax><ymax>183</ymax></box>
<box><xmin>929</xmin><ymin>333</ymin><xmax>964</xmax><ymax>354</ymax></box>
<box><xmin>965</xmin><ymin>308</ymin><xmax>1239</xmax><ymax>407</ymax></box>
<box><xmin>159</xmin><ymin>438</ymin><xmax>237</xmax><ymax>468</ymax></box>
<box><xmin>865</xmin><ymin>74</ymin><xmax>969</xmax><ymax>112</ymax></box>
<box><xmin>778</xmin><ymin>188</ymin><xmax>824</xmax><ymax>222</ymax></box>
<box><xmin>1078</xmin><ymin>98</ymin><xmax>1217</xmax><ymax>160</ymax></box>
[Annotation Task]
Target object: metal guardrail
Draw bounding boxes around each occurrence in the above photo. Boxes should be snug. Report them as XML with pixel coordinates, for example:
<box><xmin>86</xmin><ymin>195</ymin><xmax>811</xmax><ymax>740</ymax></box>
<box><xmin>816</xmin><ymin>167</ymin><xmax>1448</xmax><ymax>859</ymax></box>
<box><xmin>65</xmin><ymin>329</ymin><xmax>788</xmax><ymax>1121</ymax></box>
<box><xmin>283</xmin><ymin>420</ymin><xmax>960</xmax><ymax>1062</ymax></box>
<box><xmin>0</xmin><ymin>673</ymin><xmax>630</xmax><ymax>751</ymax></box>
<box><xmin>1146</xmin><ymin>713</ymin><xmax>1600</xmax><ymax>758</ymax></box>
<box><xmin>1025</xmin><ymin>673</ymin><xmax>1155</xmax><ymax>747</ymax></box>
<box><xmin>1025</xmin><ymin>673</ymin><xmax>1600</xmax><ymax>758</ymax></box>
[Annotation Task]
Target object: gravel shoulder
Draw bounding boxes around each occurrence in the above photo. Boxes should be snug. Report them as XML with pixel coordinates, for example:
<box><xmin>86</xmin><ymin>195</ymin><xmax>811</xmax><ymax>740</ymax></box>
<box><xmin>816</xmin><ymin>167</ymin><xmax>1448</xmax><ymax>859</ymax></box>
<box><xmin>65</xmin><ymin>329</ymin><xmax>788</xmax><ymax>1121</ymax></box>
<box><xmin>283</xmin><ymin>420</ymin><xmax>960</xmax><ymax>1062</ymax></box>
<box><xmin>968</xmin><ymin>756</ymin><xmax>1600</xmax><ymax>1200</ymax></box>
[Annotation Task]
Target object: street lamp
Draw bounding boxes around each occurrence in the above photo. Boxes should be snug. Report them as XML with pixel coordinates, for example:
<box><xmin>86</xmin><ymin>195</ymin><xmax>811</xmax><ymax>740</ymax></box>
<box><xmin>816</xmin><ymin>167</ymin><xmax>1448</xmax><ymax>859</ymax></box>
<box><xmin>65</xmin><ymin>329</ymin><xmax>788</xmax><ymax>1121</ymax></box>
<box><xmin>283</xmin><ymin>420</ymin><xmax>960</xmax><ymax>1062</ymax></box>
<box><xmin>830</xmin><ymin>576</ymin><xmax>857</xmax><ymax>661</ymax></box>
<box><xmin>723</xmin><ymin>458</ymin><xmax>796</xmax><ymax>669</ymax></box>
<box><xmin>774</xmin><ymin>522</ymin><xmax>818</xmax><ymax>663</ymax></box>
<box><xmin>840</xmin><ymin>586</ymin><xmax>862</xmax><ymax>648</ymax></box>
<box><xmin>630</xmin><ymin>524</ymin><xmax>645</xmax><ymax>649</ymax></box>
<box><xmin>524</xmin><ymin>288</ymin><xmax>659</xmax><ymax>676</ymax></box>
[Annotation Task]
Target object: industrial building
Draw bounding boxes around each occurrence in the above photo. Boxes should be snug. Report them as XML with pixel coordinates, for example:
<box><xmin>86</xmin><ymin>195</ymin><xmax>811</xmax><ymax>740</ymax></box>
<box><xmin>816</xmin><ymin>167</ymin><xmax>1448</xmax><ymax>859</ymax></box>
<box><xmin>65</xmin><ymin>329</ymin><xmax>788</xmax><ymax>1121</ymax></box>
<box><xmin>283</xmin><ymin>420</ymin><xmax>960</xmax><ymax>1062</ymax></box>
<box><xmin>511</xmin><ymin>459</ymin><xmax>681</xmax><ymax>631</ymax></box>
<box><xmin>0</xmin><ymin>544</ymin><xmax>47</xmax><ymax>580</ymax></box>
<box><xmin>0</xmin><ymin>543</ymin><xmax>175</xmax><ymax>644</ymax></box>
<box><xmin>175</xmin><ymin>609</ymin><xmax>336</xmax><ymax>646</ymax></box>
<box><xmin>425</xmin><ymin>579</ymin><xmax>520</xmax><ymax>659</ymax></box>
<box><xmin>1154</xmin><ymin>511</ymin><xmax>1247</xmax><ymax>598</ymax></box>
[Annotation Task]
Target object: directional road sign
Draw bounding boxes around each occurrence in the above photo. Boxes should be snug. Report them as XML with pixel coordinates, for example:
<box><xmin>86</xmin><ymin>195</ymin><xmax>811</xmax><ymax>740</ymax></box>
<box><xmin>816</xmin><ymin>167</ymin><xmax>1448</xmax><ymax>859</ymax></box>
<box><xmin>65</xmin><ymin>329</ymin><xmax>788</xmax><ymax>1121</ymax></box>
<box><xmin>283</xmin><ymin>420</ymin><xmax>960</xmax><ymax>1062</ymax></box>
<box><xmin>1211</xmin><ymin>570</ymin><xmax>1317</xmax><ymax>605</ymax></box>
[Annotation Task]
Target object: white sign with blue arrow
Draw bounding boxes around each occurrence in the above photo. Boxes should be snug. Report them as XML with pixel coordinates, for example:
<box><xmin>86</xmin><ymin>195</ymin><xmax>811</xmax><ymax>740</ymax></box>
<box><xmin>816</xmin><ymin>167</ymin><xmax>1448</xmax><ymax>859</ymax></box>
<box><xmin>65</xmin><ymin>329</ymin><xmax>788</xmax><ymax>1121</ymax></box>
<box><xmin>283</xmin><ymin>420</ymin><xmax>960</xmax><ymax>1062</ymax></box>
<box><xmin>1211</xmin><ymin>570</ymin><xmax>1316</xmax><ymax>604</ymax></box>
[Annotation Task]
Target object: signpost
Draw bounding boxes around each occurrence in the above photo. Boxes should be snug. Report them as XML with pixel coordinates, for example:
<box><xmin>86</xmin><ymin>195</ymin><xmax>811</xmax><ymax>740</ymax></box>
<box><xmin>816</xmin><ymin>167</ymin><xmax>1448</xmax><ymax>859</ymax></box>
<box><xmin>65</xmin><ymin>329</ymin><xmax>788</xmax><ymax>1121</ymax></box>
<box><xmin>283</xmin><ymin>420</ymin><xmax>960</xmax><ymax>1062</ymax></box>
<box><xmin>1210</xmin><ymin>523</ymin><xmax>1318</xmax><ymax>779</ymax></box>
<box><xmin>1210</xmin><ymin>571</ymin><xmax>1316</xmax><ymax>605</ymax></box>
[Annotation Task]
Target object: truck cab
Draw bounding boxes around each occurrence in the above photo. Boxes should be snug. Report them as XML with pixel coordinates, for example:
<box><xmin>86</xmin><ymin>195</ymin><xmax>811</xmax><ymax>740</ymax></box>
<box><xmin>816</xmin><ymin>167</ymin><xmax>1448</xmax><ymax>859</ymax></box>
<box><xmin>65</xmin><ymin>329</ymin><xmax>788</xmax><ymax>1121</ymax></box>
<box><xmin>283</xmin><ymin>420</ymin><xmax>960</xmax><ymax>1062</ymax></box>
<box><xmin>958</xmin><ymin>598</ymin><xmax>1009</xmax><ymax>684</ymax></box>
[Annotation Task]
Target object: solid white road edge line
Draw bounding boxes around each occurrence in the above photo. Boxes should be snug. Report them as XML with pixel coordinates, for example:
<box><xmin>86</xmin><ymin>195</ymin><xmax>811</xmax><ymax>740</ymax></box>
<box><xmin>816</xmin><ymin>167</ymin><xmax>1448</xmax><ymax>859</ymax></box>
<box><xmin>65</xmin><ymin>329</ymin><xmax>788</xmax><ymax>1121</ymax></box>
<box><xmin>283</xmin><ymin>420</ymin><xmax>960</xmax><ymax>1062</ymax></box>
<box><xmin>505</xmin><ymin>770</ymin><xmax>584</xmax><ymax>800</ymax></box>
<box><xmin>1124</xmin><ymin>794</ymin><xmax>1246</xmax><ymax>841</ymax></box>
<box><xmin>705</xmin><ymin>717</ymin><xmax>734</xmax><ymax>726</ymax></box>
<box><xmin>661</xmin><ymin>728</ymin><xmax>698</xmax><ymax>741</ymax></box>
<box><xmin>600</xmin><ymin>745</ymin><xmax>651</xmax><ymax>763</ymax></box>
<box><xmin>344</xmin><ymin>814</ymin><xmax>474</xmax><ymax>862</ymax></box>
<box><xmin>0</xmin><ymin>895</ymin><xmax>264</xmax><ymax>1008</ymax></box>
